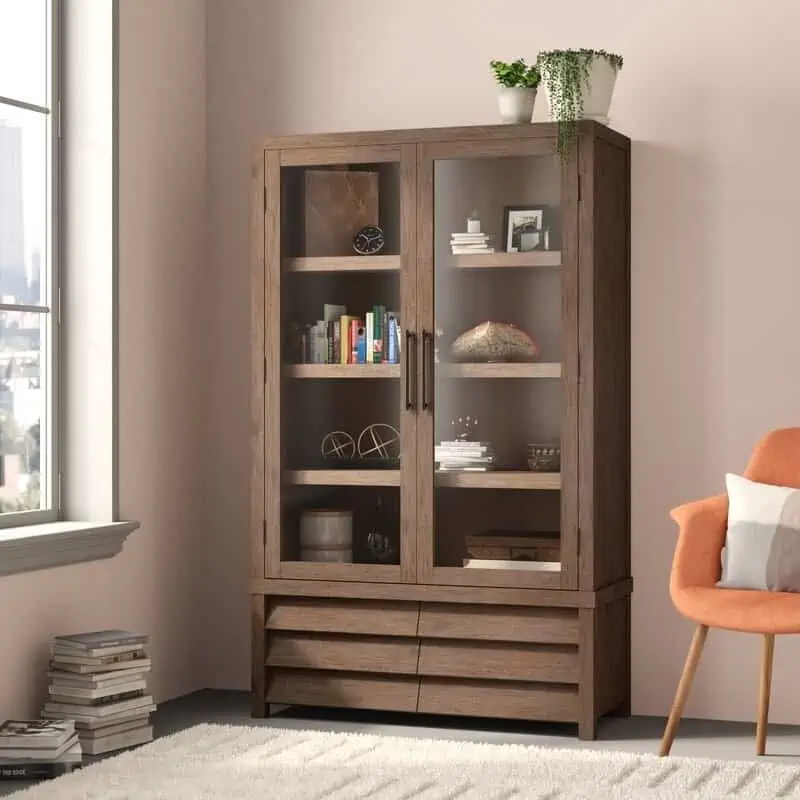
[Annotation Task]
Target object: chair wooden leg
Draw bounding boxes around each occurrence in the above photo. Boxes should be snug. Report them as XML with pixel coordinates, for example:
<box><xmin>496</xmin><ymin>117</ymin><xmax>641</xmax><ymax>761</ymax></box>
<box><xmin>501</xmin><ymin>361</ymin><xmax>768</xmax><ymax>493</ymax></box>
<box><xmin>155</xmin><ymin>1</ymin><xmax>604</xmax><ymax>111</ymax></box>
<box><xmin>659</xmin><ymin>624</ymin><xmax>708</xmax><ymax>757</ymax></box>
<box><xmin>756</xmin><ymin>634</ymin><xmax>775</xmax><ymax>756</ymax></box>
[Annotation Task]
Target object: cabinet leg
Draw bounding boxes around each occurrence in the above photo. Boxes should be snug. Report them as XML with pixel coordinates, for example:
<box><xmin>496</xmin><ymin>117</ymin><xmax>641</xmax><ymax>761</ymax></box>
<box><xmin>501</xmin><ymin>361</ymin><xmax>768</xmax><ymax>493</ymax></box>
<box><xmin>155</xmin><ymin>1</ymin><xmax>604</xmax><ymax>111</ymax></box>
<box><xmin>578</xmin><ymin>715</ymin><xmax>597</xmax><ymax>741</ymax></box>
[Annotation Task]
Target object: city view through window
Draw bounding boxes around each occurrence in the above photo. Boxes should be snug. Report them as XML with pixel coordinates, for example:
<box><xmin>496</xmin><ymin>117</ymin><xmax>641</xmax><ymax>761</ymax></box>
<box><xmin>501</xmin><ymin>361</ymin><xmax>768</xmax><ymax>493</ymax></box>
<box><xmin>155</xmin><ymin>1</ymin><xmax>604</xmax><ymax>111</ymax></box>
<box><xmin>0</xmin><ymin>0</ymin><xmax>52</xmax><ymax>515</ymax></box>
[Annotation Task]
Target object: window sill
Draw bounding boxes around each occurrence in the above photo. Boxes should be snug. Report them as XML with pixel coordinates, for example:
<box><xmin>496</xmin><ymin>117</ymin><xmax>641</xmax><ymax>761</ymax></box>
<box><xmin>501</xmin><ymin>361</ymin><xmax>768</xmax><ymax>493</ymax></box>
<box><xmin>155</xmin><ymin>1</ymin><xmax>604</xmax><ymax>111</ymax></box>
<box><xmin>0</xmin><ymin>521</ymin><xmax>141</xmax><ymax>577</ymax></box>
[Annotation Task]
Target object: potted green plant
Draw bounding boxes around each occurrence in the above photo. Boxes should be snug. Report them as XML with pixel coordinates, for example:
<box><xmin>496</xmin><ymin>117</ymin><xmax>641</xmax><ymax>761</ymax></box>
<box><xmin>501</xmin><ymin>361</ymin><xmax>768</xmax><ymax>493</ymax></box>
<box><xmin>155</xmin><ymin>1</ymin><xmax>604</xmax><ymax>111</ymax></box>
<box><xmin>489</xmin><ymin>58</ymin><xmax>540</xmax><ymax>124</ymax></box>
<box><xmin>536</xmin><ymin>49</ymin><xmax>623</xmax><ymax>157</ymax></box>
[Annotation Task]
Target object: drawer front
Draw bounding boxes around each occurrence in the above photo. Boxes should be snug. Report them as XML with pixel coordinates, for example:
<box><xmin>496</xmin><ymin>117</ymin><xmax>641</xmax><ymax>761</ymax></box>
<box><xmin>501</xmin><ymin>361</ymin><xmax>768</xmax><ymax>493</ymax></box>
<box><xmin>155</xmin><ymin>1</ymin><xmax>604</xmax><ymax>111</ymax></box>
<box><xmin>418</xmin><ymin>677</ymin><xmax>578</xmax><ymax>722</ymax></box>
<box><xmin>418</xmin><ymin>603</ymin><xmax>579</xmax><ymax>645</ymax></box>
<box><xmin>267</xmin><ymin>597</ymin><xmax>419</xmax><ymax>637</ymax></box>
<box><xmin>267</xmin><ymin>632</ymin><xmax>419</xmax><ymax>675</ymax></box>
<box><xmin>268</xmin><ymin>669</ymin><xmax>419</xmax><ymax>713</ymax></box>
<box><xmin>418</xmin><ymin>640</ymin><xmax>578</xmax><ymax>683</ymax></box>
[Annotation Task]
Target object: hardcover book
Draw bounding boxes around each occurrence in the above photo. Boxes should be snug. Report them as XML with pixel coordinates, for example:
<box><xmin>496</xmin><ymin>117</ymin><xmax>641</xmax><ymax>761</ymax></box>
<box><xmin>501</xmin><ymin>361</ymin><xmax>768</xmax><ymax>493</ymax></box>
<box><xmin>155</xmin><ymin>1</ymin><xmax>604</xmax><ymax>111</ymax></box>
<box><xmin>53</xmin><ymin>630</ymin><xmax>148</xmax><ymax>651</ymax></box>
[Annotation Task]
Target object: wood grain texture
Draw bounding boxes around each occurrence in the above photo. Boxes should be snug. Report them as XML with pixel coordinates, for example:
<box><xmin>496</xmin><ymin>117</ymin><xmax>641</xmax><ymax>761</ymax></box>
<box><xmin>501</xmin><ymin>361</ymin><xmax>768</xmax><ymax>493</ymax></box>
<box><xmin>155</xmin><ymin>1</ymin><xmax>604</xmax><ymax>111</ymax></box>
<box><xmin>578</xmin><ymin>607</ymin><xmax>596</xmax><ymax>740</ymax></box>
<box><xmin>439</xmin><ymin>363</ymin><xmax>561</xmax><ymax>379</ymax></box>
<box><xmin>267</xmin><ymin>632</ymin><xmax>419</xmax><ymax>674</ymax></box>
<box><xmin>435</xmin><ymin>471</ymin><xmax>560</xmax><ymax>490</ymax></box>
<box><xmin>559</xmin><ymin>141</ymin><xmax>581</xmax><ymax>592</ymax></box>
<box><xmin>448</xmin><ymin>251</ymin><xmax>561</xmax><ymax>270</ymax></box>
<box><xmin>416</xmin><ymin>144</ymin><xmax>435</xmax><ymax>585</ymax></box>
<box><xmin>253</xmin><ymin>580</ymin><xmax>615</xmax><ymax>608</ymax></box>
<box><xmin>581</xmin><ymin>136</ymin><xmax>631</xmax><ymax>589</ymax></box>
<box><xmin>284</xmin><ymin>255</ymin><xmax>400</xmax><ymax>272</ymax></box>
<box><xmin>418</xmin><ymin>640</ymin><xmax>578</xmax><ymax>683</ymax></box>
<box><xmin>426</xmin><ymin>565</ymin><xmax>561</xmax><ymax>590</ymax></box>
<box><xmin>595</xmin><ymin>595</ymin><xmax>630</xmax><ymax>717</ymax></box>
<box><xmin>285</xmin><ymin>364</ymin><xmax>401</xmax><ymax>379</ymax></box>
<box><xmin>279</xmin><ymin>563</ymin><xmax>402</xmax><ymax>583</ymax></box>
<box><xmin>279</xmin><ymin>144</ymin><xmax>401</xmax><ymax>167</ymax></box>
<box><xmin>267</xmin><ymin>597</ymin><xmax>420</xmax><ymax>637</ymax></box>
<box><xmin>264</xmin><ymin>150</ymin><xmax>282</xmax><ymax>577</ymax></box>
<box><xmin>267</xmin><ymin>670</ymin><xmax>419</xmax><ymax>713</ymax></box>
<box><xmin>420</xmin><ymin>137</ymin><xmax>558</xmax><ymax>161</ymax></box>
<box><xmin>417</xmin><ymin>678</ymin><xmax>578</xmax><ymax>722</ymax></box>
<box><xmin>261</xmin><ymin>120</ymin><xmax>609</xmax><ymax>152</ymax></box>
<box><xmin>284</xmin><ymin>470</ymin><xmax>401</xmax><ymax>487</ymax></box>
<box><xmin>250</xmin><ymin>148</ymin><xmax>266</xmax><ymax>580</ymax></box>
<box><xmin>400</xmin><ymin>143</ymin><xmax>419</xmax><ymax>584</ymax></box>
<box><xmin>417</xmin><ymin>603</ymin><xmax>579</xmax><ymax>644</ymax></box>
<box><xmin>251</xmin><ymin>595</ymin><xmax>266</xmax><ymax>717</ymax></box>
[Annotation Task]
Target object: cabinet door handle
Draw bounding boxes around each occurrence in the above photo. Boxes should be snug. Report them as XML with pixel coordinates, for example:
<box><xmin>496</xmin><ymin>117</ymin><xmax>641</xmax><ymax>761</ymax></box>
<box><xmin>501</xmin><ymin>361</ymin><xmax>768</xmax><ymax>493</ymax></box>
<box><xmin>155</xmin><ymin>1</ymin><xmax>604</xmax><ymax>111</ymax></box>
<box><xmin>404</xmin><ymin>330</ymin><xmax>417</xmax><ymax>410</ymax></box>
<box><xmin>422</xmin><ymin>329</ymin><xmax>434</xmax><ymax>411</ymax></box>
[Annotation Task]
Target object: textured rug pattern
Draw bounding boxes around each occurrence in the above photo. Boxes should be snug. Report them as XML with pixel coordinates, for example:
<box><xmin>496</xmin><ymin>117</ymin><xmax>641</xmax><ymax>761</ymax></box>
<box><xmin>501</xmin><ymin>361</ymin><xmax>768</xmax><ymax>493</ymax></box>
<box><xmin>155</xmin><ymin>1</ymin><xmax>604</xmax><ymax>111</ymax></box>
<box><xmin>10</xmin><ymin>723</ymin><xmax>800</xmax><ymax>799</ymax></box>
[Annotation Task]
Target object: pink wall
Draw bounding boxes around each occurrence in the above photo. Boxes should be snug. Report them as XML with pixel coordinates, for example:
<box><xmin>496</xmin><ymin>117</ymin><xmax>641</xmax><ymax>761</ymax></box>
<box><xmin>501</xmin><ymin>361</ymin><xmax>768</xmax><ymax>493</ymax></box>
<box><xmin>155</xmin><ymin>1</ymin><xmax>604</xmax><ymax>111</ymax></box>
<box><xmin>205</xmin><ymin>0</ymin><xmax>800</xmax><ymax>722</ymax></box>
<box><xmin>0</xmin><ymin>0</ymin><xmax>207</xmax><ymax>718</ymax></box>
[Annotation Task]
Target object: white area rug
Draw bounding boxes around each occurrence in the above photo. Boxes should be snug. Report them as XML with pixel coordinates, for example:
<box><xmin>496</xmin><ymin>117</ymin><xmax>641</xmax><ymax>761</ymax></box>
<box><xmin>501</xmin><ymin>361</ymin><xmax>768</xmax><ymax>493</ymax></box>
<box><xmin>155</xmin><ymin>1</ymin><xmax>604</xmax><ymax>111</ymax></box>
<box><xmin>9</xmin><ymin>723</ymin><xmax>800</xmax><ymax>799</ymax></box>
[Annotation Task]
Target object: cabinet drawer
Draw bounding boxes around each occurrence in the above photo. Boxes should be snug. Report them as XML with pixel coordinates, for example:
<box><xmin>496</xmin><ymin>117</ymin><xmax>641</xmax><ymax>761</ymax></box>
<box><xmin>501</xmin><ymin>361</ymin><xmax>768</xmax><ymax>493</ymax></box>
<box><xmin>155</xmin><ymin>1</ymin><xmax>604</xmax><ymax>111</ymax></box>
<box><xmin>418</xmin><ymin>677</ymin><xmax>578</xmax><ymax>722</ymax></box>
<box><xmin>268</xmin><ymin>669</ymin><xmax>419</xmax><ymax>713</ymax></box>
<box><xmin>418</xmin><ymin>603</ymin><xmax>579</xmax><ymax>645</ymax></box>
<box><xmin>418</xmin><ymin>639</ymin><xmax>578</xmax><ymax>683</ymax></box>
<box><xmin>267</xmin><ymin>632</ymin><xmax>418</xmax><ymax>675</ymax></box>
<box><xmin>267</xmin><ymin>597</ymin><xmax>419</xmax><ymax>637</ymax></box>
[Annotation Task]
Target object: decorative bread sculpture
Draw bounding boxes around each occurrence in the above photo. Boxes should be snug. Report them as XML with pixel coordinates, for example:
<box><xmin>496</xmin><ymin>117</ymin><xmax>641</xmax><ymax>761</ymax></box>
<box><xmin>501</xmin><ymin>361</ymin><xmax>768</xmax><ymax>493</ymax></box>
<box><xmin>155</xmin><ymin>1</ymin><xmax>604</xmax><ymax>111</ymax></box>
<box><xmin>450</xmin><ymin>321</ymin><xmax>539</xmax><ymax>363</ymax></box>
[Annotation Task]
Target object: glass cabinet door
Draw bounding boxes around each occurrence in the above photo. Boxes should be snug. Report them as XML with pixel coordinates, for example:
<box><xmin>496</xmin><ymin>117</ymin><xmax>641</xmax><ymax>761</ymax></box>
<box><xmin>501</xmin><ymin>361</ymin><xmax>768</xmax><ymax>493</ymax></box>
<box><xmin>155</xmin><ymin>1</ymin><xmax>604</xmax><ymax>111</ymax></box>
<box><xmin>417</xmin><ymin>138</ymin><xmax>578</xmax><ymax>589</ymax></box>
<box><xmin>264</xmin><ymin>144</ymin><xmax>417</xmax><ymax>582</ymax></box>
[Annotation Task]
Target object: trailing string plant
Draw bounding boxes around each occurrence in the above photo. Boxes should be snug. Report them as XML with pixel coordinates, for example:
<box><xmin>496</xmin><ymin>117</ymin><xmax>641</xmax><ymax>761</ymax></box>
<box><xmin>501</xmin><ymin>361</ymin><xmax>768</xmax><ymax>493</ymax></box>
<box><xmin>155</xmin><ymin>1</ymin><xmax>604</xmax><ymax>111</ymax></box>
<box><xmin>489</xmin><ymin>58</ymin><xmax>540</xmax><ymax>89</ymax></box>
<box><xmin>536</xmin><ymin>49</ymin><xmax>623</xmax><ymax>159</ymax></box>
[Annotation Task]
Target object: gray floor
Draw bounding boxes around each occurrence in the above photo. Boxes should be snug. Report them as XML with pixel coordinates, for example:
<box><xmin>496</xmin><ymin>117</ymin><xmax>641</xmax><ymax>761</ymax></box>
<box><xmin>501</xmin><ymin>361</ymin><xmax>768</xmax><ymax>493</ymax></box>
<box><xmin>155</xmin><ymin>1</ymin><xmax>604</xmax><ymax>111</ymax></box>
<box><xmin>3</xmin><ymin>689</ymin><xmax>800</xmax><ymax>795</ymax></box>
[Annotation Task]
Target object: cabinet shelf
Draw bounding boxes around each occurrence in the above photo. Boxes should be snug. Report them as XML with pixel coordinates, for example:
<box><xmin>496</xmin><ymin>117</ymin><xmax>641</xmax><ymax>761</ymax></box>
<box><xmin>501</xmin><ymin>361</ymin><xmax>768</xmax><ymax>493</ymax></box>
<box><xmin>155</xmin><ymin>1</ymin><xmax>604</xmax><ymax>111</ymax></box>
<box><xmin>436</xmin><ymin>471</ymin><xmax>561</xmax><ymax>490</ymax></box>
<box><xmin>285</xmin><ymin>470</ymin><xmax>401</xmax><ymax>487</ymax></box>
<box><xmin>440</xmin><ymin>363</ymin><xmax>561</xmax><ymax>379</ymax></box>
<box><xmin>284</xmin><ymin>255</ymin><xmax>401</xmax><ymax>273</ymax></box>
<box><xmin>286</xmin><ymin>363</ymin><xmax>401</xmax><ymax>379</ymax></box>
<box><xmin>448</xmin><ymin>252</ymin><xmax>562</xmax><ymax>270</ymax></box>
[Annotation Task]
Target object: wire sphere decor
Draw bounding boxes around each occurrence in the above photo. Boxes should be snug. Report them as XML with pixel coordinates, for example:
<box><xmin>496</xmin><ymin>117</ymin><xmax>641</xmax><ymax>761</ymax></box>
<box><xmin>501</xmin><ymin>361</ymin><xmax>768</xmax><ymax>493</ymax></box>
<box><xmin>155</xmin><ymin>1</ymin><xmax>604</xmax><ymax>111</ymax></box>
<box><xmin>357</xmin><ymin>423</ymin><xmax>400</xmax><ymax>460</ymax></box>
<box><xmin>320</xmin><ymin>430</ymin><xmax>356</xmax><ymax>461</ymax></box>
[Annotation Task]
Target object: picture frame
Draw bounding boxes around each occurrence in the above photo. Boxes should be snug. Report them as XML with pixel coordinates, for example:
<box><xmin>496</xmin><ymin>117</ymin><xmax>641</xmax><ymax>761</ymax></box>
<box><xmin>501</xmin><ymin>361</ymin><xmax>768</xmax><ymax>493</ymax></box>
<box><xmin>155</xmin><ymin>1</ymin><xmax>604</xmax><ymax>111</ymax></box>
<box><xmin>503</xmin><ymin>206</ymin><xmax>546</xmax><ymax>253</ymax></box>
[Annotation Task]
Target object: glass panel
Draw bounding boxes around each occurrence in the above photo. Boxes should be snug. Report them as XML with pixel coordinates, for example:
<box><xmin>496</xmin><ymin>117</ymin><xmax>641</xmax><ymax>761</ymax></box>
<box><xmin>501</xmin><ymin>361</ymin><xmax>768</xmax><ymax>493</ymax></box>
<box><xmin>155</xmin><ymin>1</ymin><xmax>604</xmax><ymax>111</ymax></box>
<box><xmin>279</xmin><ymin>160</ymin><xmax>403</xmax><ymax>567</ymax></box>
<box><xmin>432</xmin><ymin>153</ymin><xmax>562</xmax><ymax>575</ymax></box>
<box><xmin>0</xmin><ymin>103</ymin><xmax>49</xmax><ymax>306</ymax></box>
<box><xmin>0</xmin><ymin>0</ymin><xmax>50</xmax><ymax>108</ymax></box>
<box><xmin>0</xmin><ymin>309</ymin><xmax>48</xmax><ymax>512</ymax></box>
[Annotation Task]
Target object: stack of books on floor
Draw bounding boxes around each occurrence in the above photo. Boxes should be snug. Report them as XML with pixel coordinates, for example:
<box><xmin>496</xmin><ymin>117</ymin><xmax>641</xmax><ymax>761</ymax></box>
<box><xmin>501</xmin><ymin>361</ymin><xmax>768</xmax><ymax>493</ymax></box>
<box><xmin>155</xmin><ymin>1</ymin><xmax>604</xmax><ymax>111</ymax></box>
<box><xmin>41</xmin><ymin>629</ymin><xmax>155</xmax><ymax>756</ymax></box>
<box><xmin>435</xmin><ymin>440</ymin><xmax>496</xmax><ymax>472</ymax></box>
<box><xmin>450</xmin><ymin>231</ymin><xmax>495</xmax><ymax>255</ymax></box>
<box><xmin>0</xmin><ymin>719</ymin><xmax>81</xmax><ymax>780</ymax></box>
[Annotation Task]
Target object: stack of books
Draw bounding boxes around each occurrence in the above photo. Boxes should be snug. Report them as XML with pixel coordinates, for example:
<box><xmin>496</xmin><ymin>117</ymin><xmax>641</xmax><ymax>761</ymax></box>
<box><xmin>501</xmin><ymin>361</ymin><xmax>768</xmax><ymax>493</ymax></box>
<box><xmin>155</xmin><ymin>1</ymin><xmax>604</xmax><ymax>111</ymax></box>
<box><xmin>435</xmin><ymin>440</ymin><xmax>496</xmax><ymax>472</ymax></box>
<box><xmin>41</xmin><ymin>630</ymin><xmax>155</xmax><ymax>756</ymax></box>
<box><xmin>0</xmin><ymin>719</ymin><xmax>81</xmax><ymax>780</ymax></box>
<box><xmin>450</xmin><ymin>231</ymin><xmax>495</xmax><ymax>255</ymax></box>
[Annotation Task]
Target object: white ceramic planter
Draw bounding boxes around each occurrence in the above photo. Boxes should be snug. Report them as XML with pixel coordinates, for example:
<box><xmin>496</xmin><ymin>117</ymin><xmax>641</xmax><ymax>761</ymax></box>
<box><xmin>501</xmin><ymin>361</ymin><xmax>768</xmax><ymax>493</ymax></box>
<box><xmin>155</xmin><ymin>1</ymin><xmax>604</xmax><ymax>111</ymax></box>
<box><xmin>541</xmin><ymin>56</ymin><xmax>619</xmax><ymax>125</ymax></box>
<box><xmin>496</xmin><ymin>86</ymin><xmax>536</xmax><ymax>124</ymax></box>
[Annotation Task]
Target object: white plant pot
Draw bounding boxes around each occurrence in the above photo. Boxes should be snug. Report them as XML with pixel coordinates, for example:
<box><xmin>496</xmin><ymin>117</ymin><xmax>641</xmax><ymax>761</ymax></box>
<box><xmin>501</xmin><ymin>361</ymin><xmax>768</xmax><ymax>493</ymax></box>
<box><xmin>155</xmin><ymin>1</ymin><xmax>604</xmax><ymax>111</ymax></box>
<box><xmin>496</xmin><ymin>86</ymin><xmax>536</xmax><ymax>124</ymax></box>
<box><xmin>541</xmin><ymin>56</ymin><xmax>619</xmax><ymax>125</ymax></box>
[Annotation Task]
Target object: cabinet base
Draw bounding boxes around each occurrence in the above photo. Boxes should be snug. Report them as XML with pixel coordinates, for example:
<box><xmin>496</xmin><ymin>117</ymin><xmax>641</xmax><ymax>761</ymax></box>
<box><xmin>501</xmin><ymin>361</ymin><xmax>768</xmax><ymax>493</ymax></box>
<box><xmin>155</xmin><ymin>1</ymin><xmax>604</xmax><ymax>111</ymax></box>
<box><xmin>252</xmin><ymin>586</ymin><xmax>630</xmax><ymax>741</ymax></box>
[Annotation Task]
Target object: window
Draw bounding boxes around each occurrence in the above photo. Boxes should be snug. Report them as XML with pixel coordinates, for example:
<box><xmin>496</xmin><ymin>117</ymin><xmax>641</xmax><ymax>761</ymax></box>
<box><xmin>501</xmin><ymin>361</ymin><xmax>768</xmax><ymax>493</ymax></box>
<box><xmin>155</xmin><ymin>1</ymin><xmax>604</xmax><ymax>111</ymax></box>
<box><xmin>0</xmin><ymin>0</ymin><xmax>58</xmax><ymax>524</ymax></box>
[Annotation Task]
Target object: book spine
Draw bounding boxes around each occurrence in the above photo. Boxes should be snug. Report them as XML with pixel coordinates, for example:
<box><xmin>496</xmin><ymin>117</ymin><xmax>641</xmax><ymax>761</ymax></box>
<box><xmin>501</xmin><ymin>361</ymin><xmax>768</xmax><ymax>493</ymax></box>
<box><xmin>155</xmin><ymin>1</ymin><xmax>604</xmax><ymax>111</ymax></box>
<box><xmin>339</xmin><ymin>316</ymin><xmax>351</xmax><ymax>365</ymax></box>
<box><xmin>388</xmin><ymin>318</ymin><xmax>398</xmax><ymax>364</ymax></box>
<box><xmin>332</xmin><ymin>321</ymin><xmax>340</xmax><ymax>364</ymax></box>
<box><xmin>365</xmin><ymin>312</ymin><xmax>374</xmax><ymax>364</ymax></box>
<box><xmin>0</xmin><ymin>763</ymin><xmax>74</xmax><ymax>780</ymax></box>
<box><xmin>373</xmin><ymin>305</ymin><xmax>384</xmax><ymax>363</ymax></box>
<box><xmin>349</xmin><ymin>319</ymin><xmax>360</xmax><ymax>364</ymax></box>
<box><xmin>382</xmin><ymin>309</ymin><xmax>389</xmax><ymax>362</ymax></box>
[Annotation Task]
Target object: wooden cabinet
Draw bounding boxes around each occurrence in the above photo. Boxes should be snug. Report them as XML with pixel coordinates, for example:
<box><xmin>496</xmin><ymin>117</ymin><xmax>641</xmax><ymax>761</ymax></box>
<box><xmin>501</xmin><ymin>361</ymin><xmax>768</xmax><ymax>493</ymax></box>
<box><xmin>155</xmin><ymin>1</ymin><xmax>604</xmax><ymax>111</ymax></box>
<box><xmin>250</xmin><ymin>121</ymin><xmax>631</xmax><ymax>738</ymax></box>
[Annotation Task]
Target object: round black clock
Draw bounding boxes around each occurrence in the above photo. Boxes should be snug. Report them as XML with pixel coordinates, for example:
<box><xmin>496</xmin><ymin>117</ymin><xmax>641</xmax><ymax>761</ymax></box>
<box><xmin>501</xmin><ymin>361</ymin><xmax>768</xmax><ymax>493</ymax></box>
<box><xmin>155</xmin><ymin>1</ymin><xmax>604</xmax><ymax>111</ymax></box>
<box><xmin>352</xmin><ymin>225</ymin><xmax>385</xmax><ymax>255</ymax></box>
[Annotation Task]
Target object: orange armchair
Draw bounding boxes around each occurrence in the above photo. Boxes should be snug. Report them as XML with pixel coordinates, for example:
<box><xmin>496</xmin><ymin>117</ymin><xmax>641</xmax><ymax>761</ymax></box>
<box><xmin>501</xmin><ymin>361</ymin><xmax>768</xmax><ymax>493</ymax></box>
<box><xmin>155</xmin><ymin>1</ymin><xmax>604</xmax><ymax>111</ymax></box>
<box><xmin>660</xmin><ymin>427</ymin><xmax>800</xmax><ymax>757</ymax></box>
